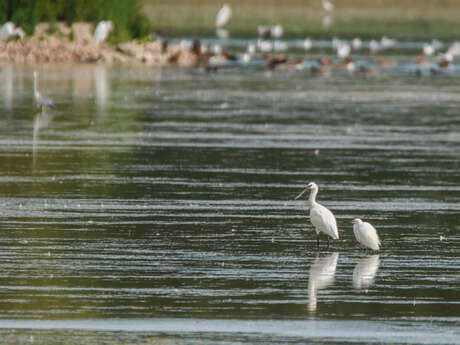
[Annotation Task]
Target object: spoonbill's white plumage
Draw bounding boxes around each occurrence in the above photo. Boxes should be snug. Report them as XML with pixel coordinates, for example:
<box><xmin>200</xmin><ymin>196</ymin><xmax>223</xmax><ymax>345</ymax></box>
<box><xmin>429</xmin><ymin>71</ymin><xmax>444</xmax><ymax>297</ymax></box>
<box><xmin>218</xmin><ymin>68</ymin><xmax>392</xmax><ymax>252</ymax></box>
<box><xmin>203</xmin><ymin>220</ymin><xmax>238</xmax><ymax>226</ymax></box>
<box><xmin>295</xmin><ymin>182</ymin><xmax>339</xmax><ymax>247</ymax></box>
<box><xmin>352</xmin><ymin>218</ymin><xmax>381</xmax><ymax>251</ymax></box>
<box><xmin>216</xmin><ymin>4</ymin><xmax>232</xmax><ymax>28</ymax></box>
<box><xmin>33</xmin><ymin>71</ymin><xmax>55</xmax><ymax>112</ymax></box>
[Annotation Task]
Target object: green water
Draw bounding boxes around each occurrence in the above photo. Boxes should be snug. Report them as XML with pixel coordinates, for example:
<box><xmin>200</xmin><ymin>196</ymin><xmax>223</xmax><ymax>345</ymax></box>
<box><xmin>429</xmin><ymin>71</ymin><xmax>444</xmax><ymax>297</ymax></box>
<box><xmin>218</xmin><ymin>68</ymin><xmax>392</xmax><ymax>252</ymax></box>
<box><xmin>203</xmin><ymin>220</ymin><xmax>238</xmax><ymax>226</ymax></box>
<box><xmin>0</xmin><ymin>63</ymin><xmax>459</xmax><ymax>344</ymax></box>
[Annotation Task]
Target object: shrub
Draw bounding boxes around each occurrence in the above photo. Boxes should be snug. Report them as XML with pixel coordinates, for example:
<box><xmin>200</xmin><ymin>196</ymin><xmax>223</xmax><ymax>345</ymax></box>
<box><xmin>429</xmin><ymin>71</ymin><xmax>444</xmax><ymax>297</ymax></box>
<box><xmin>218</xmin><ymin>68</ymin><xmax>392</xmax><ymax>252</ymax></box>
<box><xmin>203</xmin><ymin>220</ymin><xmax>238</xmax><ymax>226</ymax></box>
<box><xmin>4</xmin><ymin>0</ymin><xmax>152</xmax><ymax>42</ymax></box>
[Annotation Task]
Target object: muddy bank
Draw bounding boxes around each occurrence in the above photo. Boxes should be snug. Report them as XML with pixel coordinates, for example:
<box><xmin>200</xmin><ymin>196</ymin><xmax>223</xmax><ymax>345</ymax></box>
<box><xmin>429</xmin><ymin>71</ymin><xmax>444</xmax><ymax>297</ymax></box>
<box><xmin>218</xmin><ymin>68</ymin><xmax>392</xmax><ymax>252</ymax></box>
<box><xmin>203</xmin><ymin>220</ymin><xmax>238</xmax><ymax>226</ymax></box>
<box><xmin>0</xmin><ymin>22</ymin><xmax>208</xmax><ymax>67</ymax></box>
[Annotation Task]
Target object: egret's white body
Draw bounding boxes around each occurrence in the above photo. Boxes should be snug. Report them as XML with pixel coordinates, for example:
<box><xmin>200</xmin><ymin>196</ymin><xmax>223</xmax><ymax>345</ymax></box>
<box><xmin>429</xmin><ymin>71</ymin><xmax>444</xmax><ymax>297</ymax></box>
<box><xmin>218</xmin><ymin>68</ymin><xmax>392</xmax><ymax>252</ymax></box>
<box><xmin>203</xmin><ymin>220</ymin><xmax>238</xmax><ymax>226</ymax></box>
<box><xmin>352</xmin><ymin>38</ymin><xmax>362</xmax><ymax>50</ymax></box>
<box><xmin>93</xmin><ymin>21</ymin><xmax>114</xmax><ymax>45</ymax></box>
<box><xmin>423</xmin><ymin>44</ymin><xmax>434</xmax><ymax>56</ymax></box>
<box><xmin>33</xmin><ymin>71</ymin><xmax>55</xmax><ymax>112</ymax></box>
<box><xmin>352</xmin><ymin>218</ymin><xmax>381</xmax><ymax>251</ymax></box>
<box><xmin>271</xmin><ymin>24</ymin><xmax>283</xmax><ymax>39</ymax></box>
<box><xmin>369</xmin><ymin>40</ymin><xmax>380</xmax><ymax>54</ymax></box>
<box><xmin>296</xmin><ymin>182</ymin><xmax>339</xmax><ymax>246</ymax></box>
<box><xmin>308</xmin><ymin>252</ymin><xmax>339</xmax><ymax>312</ymax></box>
<box><xmin>0</xmin><ymin>22</ymin><xmax>15</xmax><ymax>41</ymax></box>
<box><xmin>302</xmin><ymin>38</ymin><xmax>312</xmax><ymax>51</ymax></box>
<box><xmin>353</xmin><ymin>254</ymin><xmax>380</xmax><ymax>289</ymax></box>
<box><xmin>337</xmin><ymin>42</ymin><xmax>350</xmax><ymax>59</ymax></box>
<box><xmin>216</xmin><ymin>4</ymin><xmax>232</xmax><ymax>28</ymax></box>
<box><xmin>380</xmin><ymin>36</ymin><xmax>396</xmax><ymax>49</ymax></box>
<box><xmin>322</xmin><ymin>0</ymin><xmax>334</xmax><ymax>12</ymax></box>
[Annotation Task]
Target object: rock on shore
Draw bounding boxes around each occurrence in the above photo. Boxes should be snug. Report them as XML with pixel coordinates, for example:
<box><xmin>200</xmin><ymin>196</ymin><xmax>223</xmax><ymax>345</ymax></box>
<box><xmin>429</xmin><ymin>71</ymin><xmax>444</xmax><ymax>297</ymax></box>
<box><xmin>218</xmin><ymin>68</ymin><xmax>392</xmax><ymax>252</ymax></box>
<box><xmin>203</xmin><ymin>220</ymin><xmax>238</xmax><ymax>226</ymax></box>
<box><xmin>0</xmin><ymin>22</ymin><xmax>209</xmax><ymax>67</ymax></box>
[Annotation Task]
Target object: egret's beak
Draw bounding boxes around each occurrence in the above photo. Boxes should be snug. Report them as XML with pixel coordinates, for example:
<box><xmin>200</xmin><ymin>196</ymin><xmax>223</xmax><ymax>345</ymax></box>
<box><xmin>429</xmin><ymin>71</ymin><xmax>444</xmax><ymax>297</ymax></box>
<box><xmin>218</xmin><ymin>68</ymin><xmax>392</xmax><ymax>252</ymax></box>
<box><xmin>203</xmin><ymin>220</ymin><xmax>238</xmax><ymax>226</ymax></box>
<box><xmin>295</xmin><ymin>187</ymin><xmax>309</xmax><ymax>200</ymax></box>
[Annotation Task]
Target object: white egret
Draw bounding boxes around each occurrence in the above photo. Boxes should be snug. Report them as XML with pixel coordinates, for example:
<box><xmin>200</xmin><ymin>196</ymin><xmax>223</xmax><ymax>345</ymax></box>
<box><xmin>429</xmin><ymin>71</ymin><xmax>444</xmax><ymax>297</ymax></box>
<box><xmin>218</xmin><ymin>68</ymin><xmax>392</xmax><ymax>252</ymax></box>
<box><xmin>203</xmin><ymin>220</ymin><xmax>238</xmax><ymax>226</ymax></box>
<box><xmin>423</xmin><ymin>44</ymin><xmax>434</xmax><ymax>56</ymax></box>
<box><xmin>380</xmin><ymin>36</ymin><xmax>396</xmax><ymax>49</ymax></box>
<box><xmin>322</xmin><ymin>0</ymin><xmax>334</xmax><ymax>12</ymax></box>
<box><xmin>369</xmin><ymin>40</ymin><xmax>380</xmax><ymax>54</ymax></box>
<box><xmin>33</xmin><ymin>71</ymin><xmax>55</xmax><ymax>112</ymax></box>
<box><xmin>0</xmin><ymin>22</ymin><xmax>15</xmax><ymax>41</ymax></box>
<box><xmin>216</xmin><ymin>4</ymin><xmax>232</xmax><ymax>28</ymax></box>
<box><xmin>93</xmin><ymin>21</ymin><xmax>114</xmax><ymax>45</ymax></box>
<box><xmin>271</xmin><ymin>24</ymin><xmax>283</xmax><ymax>39</ymax></box>
<box><xmin>353</xmin><ymin>254</ymin><xmax>380</xmax><ymax>289</ymax></box>
<box><xmin>336</xmin><ymin>42</ymin><xmax>350</xmax><ymax>59</ymax></box>
<box><xmin>295</xmin><ymin>182</ymin><xmax>339</xmax><ymax>247</ymax></box>
<box><xmin>352</xmin><ymin>38</ymin><xmax>362</xmax><ymax>50</ymax></box>
<box><xmin>302</xmin><ymin>38</ymin><xmax>312</xmax><ymax>51</ymax></box>
<box><xmin>352</xmin><ymin>218</ymin><xmax>381</xmax><ymax>251</ymax></box>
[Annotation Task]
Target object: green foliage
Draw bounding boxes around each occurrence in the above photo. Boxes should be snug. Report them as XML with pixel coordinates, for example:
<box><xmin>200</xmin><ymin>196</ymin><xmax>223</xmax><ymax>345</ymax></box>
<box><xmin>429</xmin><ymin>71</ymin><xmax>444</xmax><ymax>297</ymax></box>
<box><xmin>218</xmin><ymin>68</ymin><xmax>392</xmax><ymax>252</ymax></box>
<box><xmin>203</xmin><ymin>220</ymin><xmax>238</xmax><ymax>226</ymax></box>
<box><xmin>3</xmin><ymin>0</ymin><xmax>152</xmax><ymax>42</ymax></box>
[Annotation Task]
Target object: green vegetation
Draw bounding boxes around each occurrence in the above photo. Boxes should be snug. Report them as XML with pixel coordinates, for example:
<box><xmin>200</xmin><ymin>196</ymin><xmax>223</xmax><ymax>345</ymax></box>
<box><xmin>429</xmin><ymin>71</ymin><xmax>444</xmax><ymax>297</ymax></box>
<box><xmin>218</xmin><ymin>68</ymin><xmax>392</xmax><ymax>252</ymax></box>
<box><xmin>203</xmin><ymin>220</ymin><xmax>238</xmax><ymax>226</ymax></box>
<box><xmin>3</xmin><ymin>0</ymin><xmax>152</xmax><ymax>43</ymax></box>
<box><xmin>142</xmin><ymin>0</ymin><xmax>460</xmax><ymax>40</ymax></box>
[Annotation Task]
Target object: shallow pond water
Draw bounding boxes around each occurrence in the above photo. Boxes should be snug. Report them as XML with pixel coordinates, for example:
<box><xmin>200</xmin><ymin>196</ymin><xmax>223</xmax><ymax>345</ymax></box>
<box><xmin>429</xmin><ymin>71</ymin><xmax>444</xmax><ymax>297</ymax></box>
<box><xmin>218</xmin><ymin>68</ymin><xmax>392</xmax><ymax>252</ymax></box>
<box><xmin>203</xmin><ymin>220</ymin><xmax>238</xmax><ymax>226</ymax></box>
<box><xmin>0</xmin><ymin>62</ymin><xmax>459</xmax><ymax>344</ymax></box>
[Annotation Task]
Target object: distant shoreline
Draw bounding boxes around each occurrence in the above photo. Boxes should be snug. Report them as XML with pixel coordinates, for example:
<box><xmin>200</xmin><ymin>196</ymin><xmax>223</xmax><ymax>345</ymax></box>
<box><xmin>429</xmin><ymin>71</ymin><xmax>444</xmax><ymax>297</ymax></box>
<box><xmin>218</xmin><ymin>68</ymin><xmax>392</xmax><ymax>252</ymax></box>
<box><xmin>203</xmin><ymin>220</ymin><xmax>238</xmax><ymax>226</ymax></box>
<box><xmin>0</xmin><ymin>22</ymin><xmax>208</xmax><ymax>67</ymax></box>
<box><xmin>142</xmin><ymin>0</ymin><xmax>460</xmax><ymax>41</ymax></box>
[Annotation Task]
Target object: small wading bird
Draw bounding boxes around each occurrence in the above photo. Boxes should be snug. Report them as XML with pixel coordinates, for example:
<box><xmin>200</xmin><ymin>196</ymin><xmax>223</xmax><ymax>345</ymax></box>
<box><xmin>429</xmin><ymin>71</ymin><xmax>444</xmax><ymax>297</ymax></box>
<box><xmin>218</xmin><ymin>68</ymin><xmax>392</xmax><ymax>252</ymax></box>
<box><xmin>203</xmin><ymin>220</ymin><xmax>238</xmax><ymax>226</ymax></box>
<box><xmin>295</xmin><ymin>182</ymin><xmax>339</xmax><ymax>248</ymax></box>
<box><xmin>33</xmin><ymin>71</ymin><xmax>55</xmax><ymax>112</ymax></box>
<box><xmin>352</xmin><ymin>218</ymin><xmax>381</xmax><ymax>251</ymax></box>
<box><xmin>216</xmin><ymin>4</ymin><xmax>232</xmax><ymax>28</ymax></box>
<box><xmin>322</xmin><ymin>0</ymin><xmax>334</xmax><ymax>12</ymax></box>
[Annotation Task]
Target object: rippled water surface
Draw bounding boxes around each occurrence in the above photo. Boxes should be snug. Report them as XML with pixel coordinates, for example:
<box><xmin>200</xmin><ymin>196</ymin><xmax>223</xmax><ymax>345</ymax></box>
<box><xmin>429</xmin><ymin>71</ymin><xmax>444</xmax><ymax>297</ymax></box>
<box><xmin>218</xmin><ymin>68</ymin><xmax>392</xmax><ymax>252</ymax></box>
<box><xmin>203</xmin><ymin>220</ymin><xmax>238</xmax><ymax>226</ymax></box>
<box><xmin>0</xmin><ymin>63</ymin><xmax>459</xmax><ymax>344</ymax></box>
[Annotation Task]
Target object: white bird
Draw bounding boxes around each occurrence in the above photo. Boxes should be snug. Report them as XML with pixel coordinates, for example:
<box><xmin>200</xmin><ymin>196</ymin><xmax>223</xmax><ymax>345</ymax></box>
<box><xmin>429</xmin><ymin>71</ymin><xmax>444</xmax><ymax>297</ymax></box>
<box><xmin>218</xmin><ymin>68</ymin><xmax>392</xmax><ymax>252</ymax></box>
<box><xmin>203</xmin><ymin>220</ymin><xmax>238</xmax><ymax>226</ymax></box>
<box><xmin>352</xmin><ymin>38</ymin><xmax>362</xmax><ymax>50</ymax></box>
<box><xmin>423</xmin><ymin>43</ymin><xmax>435</xmax><ymax>56</ymax></box>
<box><xmin>352</xmin><ymin>218</ymin><xmax>381</xmax><ymax>251</ymax></box>
<box><xmin>33</xmin><ymin>71</ymin><xmax>55</xmax><ymax>112</ymax></box>
<box><xmin>369</xmin><ymin>40</ymin><xmax>380</xmax><ymax>54</ymax></box>
<box><xmin>216</xmin><ymin>4</ymin><xmax>232</xmax><ymax>28</ymax></box>
<box><xmin>295</xmin><ymin>182</ymin><xmax>339</xmax><ymax>247</ymax></box>
<box><xmin>353</xmin><ymin>254</ymin><xmax>380</xmax><ymax>289</ymax></box>
<box><xmin>93</xmin><ymin>21</ymin><xmax>114</xmax><ymax>45</ymax></box>
<box><xmin>380</xmin><ymin>36</ymin><xmax>396</xmax><ymax>49</ymax></box>
<box><xmin>271</xmin><ymin>24</ymin><xmax>283</xmax><ymax>39</ymax></box>
<box><xmin>322</xmin><ymin>0</ymin><xmax>334</xmax><ymax>12</ymax></box>
<box><xmin>302</xmin><ymin>38</ymin><xmax>312</xmax><ymax>51</ymax></box>
<box><xmin>336</xmin><ymin>42</ymin><xmax>350</xmax><ymax>59</ymax></box>
<box><xmin>0</xmin><ymin>22</ymin><xmax>15</xmax><ymax>41</ymax></box>
<box><xmin>247</xmin><ymin>43</ymin><xmax>256</xmax><ymax>55</ymax></box>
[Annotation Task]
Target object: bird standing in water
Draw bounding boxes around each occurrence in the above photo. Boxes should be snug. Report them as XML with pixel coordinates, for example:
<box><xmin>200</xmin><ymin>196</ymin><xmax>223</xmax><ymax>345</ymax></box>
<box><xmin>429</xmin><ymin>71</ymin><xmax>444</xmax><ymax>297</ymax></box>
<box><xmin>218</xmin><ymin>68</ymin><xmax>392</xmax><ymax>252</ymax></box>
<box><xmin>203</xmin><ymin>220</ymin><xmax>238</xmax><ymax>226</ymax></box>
<box><xmin>295</xmin><ymin>182</ymin><xmax>339</xmax><ymax>248</ymax></box>
<box><xmin>33</xmin><ymin>71</ymin><xmax>55</xmax><ymax>112</ymax></box>
<box><xmin>352</xmin><ymin>218</ymin><xmax>381</xmax><ymax>251</ymax></box>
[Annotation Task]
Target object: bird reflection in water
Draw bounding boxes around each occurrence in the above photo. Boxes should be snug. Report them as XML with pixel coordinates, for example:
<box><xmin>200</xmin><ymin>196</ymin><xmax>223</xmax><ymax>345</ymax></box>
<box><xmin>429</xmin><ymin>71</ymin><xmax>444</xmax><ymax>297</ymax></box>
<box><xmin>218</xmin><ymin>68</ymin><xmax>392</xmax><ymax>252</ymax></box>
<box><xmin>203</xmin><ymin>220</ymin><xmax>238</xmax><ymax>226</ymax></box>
<box><xmin>353</xmin><ymin>254</ymin><xmax>380</xmax><ymax>290</ymax></box>
<box><xmin>33</xmin><ymin>110</ymin><xmax>55</xmax><ymax>167</ymax></box>
<box><xmin>308</xmin><ymin>252</ymin><xmax>339</xmax><ymax>312</ymax></box>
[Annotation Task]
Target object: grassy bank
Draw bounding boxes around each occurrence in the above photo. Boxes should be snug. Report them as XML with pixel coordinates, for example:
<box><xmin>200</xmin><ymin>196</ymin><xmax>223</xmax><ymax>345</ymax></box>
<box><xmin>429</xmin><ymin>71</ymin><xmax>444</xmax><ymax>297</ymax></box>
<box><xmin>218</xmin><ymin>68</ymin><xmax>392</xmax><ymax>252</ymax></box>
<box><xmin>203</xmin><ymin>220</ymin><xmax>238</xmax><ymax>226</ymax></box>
<box><xmin>142</xmin><ymin>0</ymin><xmax>460</xmax><ymax>40</ymax></box>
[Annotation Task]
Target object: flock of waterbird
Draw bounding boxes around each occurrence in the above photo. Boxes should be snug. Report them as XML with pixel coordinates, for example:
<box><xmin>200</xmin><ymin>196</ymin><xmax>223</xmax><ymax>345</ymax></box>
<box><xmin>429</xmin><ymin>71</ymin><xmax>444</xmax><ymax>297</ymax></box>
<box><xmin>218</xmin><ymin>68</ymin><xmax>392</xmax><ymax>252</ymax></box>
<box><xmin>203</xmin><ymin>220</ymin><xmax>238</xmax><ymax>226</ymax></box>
<box><xmin>208</xmin><ymin>2</ymin><xmax>459</xmax><ymax>76</ymax></box>
<box><xmin>296</xmin><ymin>182</ymin><xmax>381</xmax><ymax>251</ymax></box>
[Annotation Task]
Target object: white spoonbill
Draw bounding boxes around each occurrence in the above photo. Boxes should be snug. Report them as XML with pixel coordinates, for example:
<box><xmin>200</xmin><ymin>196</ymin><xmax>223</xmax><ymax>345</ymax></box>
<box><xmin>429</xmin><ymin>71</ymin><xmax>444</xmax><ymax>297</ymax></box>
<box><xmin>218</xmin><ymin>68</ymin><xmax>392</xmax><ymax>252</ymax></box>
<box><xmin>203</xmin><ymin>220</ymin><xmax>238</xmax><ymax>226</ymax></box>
<box><xmin>295</xmin><ymin>182</ymin><xmax>339</xmax><ymax>247</ymax></box>
<box><xmin>33</xmin><ymin>71</ymin><xmax>55</xmax><ymax>112</ymax></box>
<box><xmin>352</xmin><ymin>218</ymin><xmax>381</xmax><ymax>251</ymax></box>
<box><xmin>216</xmin><ymin>4</ymin><xmax>232</xmax><ymax>28</ymax></box>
